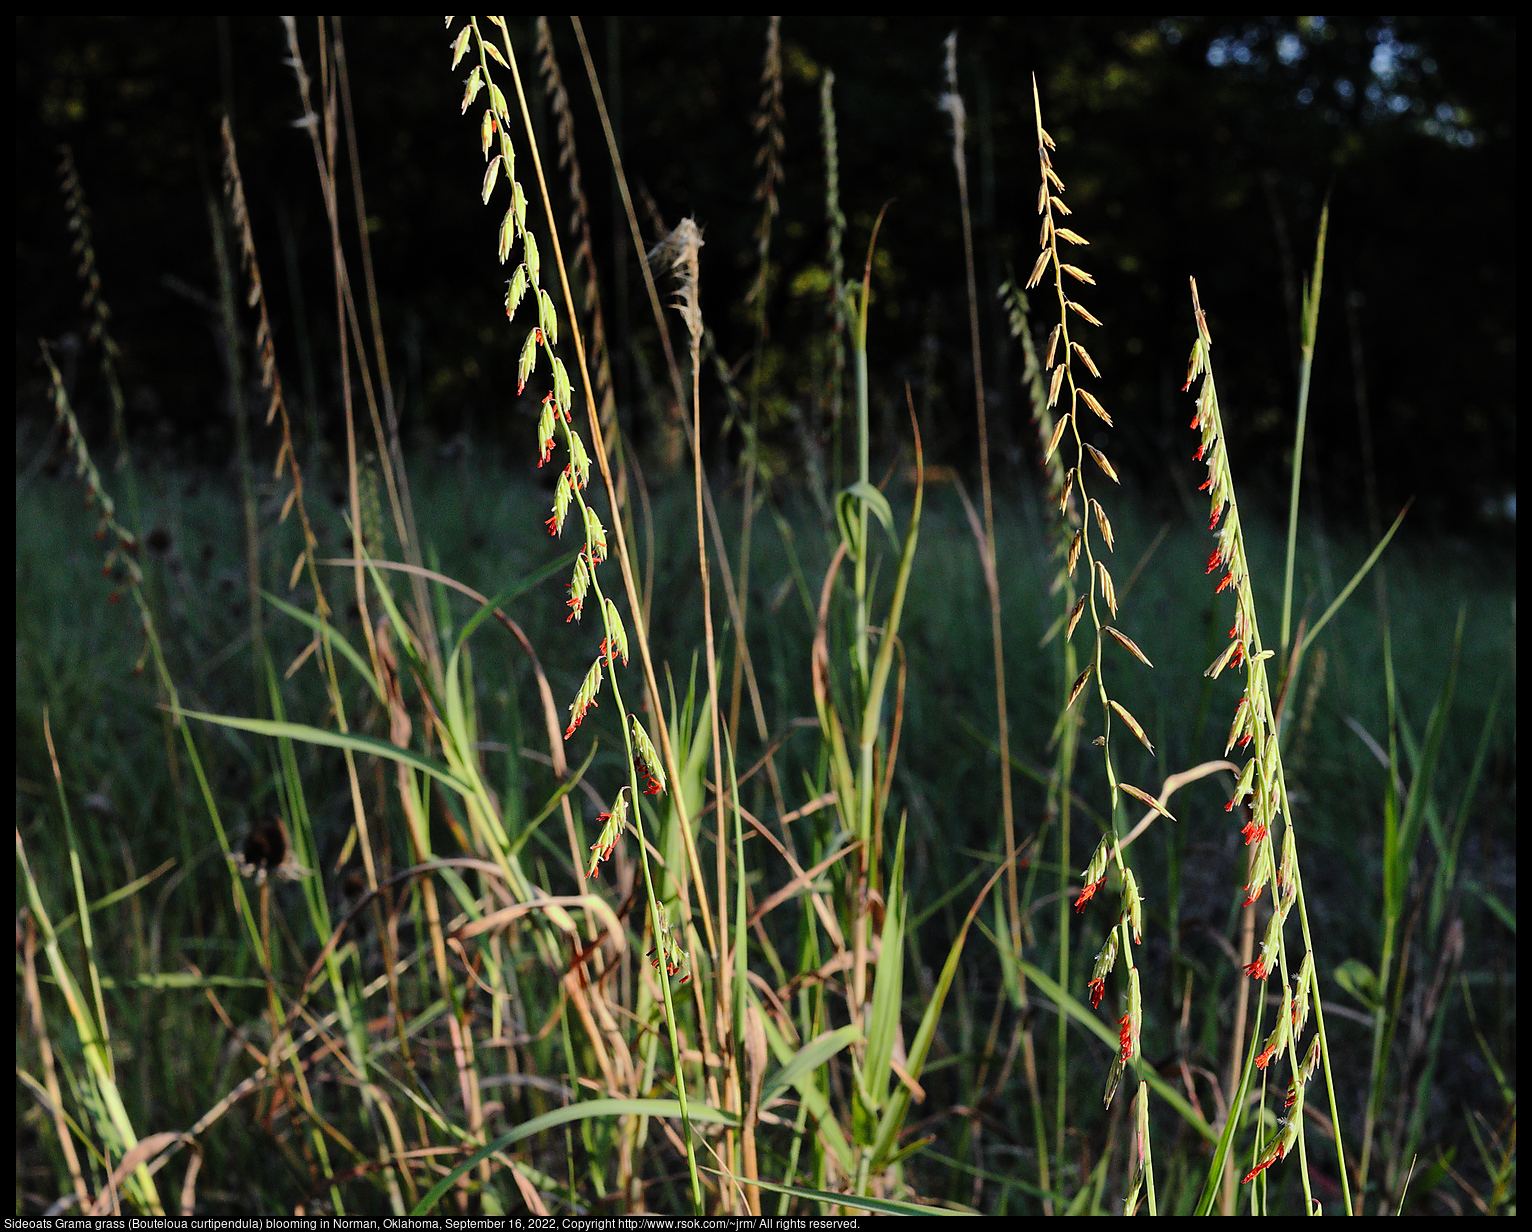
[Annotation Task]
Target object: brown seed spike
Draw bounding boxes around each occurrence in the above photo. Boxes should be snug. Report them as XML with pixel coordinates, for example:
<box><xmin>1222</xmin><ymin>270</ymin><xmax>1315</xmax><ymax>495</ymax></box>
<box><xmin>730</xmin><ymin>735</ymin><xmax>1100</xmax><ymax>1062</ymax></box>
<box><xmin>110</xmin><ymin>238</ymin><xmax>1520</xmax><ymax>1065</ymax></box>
<box><xmin>1085</xmin><ymin>443</ymin><xmax>1120</xmax><ymax>482</ymax></box>
<box><xmin>1104</xmin><ymin>624</ymin><xmax>1153</xmax><ymax>667</ymax></box>
<box><xmin>1110</xmin><ymin>700</ymin><xmax>1156</xmax><ymax>755</ymax></box>
<box><xmin>1097</xmin><ymin>560</ymin><xmax>1118</xmax><ymax>616</ymax></box>
<box><xmin>1045</xmin><ymin>412</ymin><xmax>1070</xmax><ymax>464</ymax></box>
<box><xmin>1026</xmin><ymin>248</ymin><xmax>1051</xmax><ymax>290</ymax></box>
<box><xmin>1068</xmin><ymin>300</ymin><xmax>1104</xmax><ymax>327</ymax></box>
<box><xmin>1060</xmin><ymin>468</ymin><xmax>1076</xmax><ymax>517</ymax></box>
<box><xmin>1066</xmin><ymin>594</ymin><xmax>1087</xmax><ymax>642</ymax></box>
<box><xmin>1091</xmin><ymin>498</ymin><xmax>1115</xmax><ymax>551</ymax></box>
<box><xmin>1119</xmin><ymin>782</ymin><xmax>1175</xmax><ymax>820</ymax></box>
<box><xmin>1080</xmin><ymin>389</ymin><xmax>1113</xmax><ymax>426</ymax></box>
<box><xmin>1066</xmin><ymin>664</ymin><xmax>1094</xmax><ymax>711</ymax></box>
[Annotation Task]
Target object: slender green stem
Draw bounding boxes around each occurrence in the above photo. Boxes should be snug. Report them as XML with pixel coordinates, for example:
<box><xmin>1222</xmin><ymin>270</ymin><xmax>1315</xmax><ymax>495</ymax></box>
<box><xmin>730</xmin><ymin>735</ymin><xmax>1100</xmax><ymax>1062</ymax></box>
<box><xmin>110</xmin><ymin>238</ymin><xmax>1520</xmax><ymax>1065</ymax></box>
<box><xmin>1280</xmin><ymin>201</ymin><xmax>1328</xmax><ymax>657</ymax></box>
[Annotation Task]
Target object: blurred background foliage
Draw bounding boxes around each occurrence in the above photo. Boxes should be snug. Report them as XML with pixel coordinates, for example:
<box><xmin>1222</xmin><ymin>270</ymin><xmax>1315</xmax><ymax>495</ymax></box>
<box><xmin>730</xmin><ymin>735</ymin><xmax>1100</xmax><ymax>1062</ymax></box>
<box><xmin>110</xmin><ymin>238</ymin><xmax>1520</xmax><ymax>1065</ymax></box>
<box><xmin>16</xmin><ymin>16</ymin><xmax>1515</xmax><ymax>537</ymax></box>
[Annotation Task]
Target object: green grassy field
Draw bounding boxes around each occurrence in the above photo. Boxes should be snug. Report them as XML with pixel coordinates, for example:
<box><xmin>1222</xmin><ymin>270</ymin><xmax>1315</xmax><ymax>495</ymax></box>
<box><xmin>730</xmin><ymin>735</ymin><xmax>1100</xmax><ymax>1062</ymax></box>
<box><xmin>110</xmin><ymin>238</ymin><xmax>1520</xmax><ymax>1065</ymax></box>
<box><xmin>15</xmin><ymin>445</ymin><xmax>1515</xmax><ymax>1215</ymax></box>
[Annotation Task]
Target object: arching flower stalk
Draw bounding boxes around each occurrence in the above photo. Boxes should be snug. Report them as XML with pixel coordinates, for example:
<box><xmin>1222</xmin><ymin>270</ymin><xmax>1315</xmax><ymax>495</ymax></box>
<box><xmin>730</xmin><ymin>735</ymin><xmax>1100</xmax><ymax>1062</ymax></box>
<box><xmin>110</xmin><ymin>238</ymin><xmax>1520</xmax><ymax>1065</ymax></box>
<box><xmin>1027</xmin><ymin>76</ymin><xmax>1161</xmax><ymax>1116</ymax></box>
<box><xmin>446</xmin><ymin>14</ymin><xmax>702</xmax><ymax>1212</ymax></box>
<box><xmin>1184</xmin><ymin>277</ymin><xmax>1347</xmax><ymax>1204</ymax></box>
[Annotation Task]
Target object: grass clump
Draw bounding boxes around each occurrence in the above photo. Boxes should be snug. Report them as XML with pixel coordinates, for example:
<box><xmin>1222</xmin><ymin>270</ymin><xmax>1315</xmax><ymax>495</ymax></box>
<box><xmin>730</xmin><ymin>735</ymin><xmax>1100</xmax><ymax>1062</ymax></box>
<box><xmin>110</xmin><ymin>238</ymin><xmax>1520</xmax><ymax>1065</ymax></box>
<box><xmin>15</xmin><ymin>16</ymin><xmax>1514</xmax><ymax>1218</ymax></box>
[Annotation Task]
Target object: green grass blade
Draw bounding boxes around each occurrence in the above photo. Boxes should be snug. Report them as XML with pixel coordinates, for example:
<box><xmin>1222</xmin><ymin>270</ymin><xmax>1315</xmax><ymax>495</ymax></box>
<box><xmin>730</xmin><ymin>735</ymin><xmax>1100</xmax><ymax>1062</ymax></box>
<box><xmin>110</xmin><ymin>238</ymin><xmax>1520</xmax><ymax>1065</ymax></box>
<box><xmin>863</xmin><ymin>813</ymin><xmax>907</xmax><ymax>1114</ymax></box>
<box><xmin>261</xmin><ymin>588</ymin><xmax>383</xmax><ymax>703</ymax></box>
<box><xmin>706</xmin><ymin>1168</ymin><xmax>973</xmax><ymax>1216</ymax></box>
<box><xmin>759</xmin><ymin>1018</ymin><xmax>857</xmax><ymax>1175</ymax></box>
<box><xmin>1294</xmin><ymin>500</ymin><xmax>1410</xmax><ymax>666</ymax></box>
<box><xmin>172</xmin><ymin>707</ymin><xmax>476</xmax><ymax>798</ymax></box>
<box><xmin>759</xmin><ymin>1023</ymin><xmax>862</xmax><ymax>1113</ymax></box>
<box><xmin>1021</xmin><ymin>961</ymin><xmax>1216</xmax><ymax>1145</ymax></box>
<box><xmin>409</xmin><ymin>1098</ymin><xmax>738</xmax><ymax>1213</ymax></box>
<box><xmin>869</xmin><ymin>855</ymin><xmax>1007</xmax><ymax>1171</ymax></box>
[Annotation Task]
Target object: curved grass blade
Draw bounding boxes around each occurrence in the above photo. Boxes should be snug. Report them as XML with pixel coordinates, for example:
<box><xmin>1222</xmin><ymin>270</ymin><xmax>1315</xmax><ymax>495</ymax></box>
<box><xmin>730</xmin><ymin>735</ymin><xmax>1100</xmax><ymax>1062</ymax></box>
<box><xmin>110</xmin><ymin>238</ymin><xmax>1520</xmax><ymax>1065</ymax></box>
<box><xmin>1022</xmin><ymin>960</ymin><xmax>1215</xmax><ymax>1145</ymax></box>
<box><xmin>262</xmin><ymin>589</ymin><xmax>383</xmax><ymax>703</ymax></box>
<box><xmin>706</xmin><ymin>1168</ymin><xmax>971</xmax><ymax>1216</ymax></box>
<box><xmin>759</xmin><ymin>1016</ymin><xmax>857</xmax><ymax>1175</ymax></box>
<box><xmin>172</xmin><ymin>708</ymin><xmax>476</xmax><ymax>798</ymax></box>
<box><xmin>758</xmin><ymin>1023</ymin><xmax>861</xmax><ymax>1112</ymax></box>
<box><xmin>410</xmin><ymin>1098</ymin><xmax>737</xmax><ymax>1213</ymax></box>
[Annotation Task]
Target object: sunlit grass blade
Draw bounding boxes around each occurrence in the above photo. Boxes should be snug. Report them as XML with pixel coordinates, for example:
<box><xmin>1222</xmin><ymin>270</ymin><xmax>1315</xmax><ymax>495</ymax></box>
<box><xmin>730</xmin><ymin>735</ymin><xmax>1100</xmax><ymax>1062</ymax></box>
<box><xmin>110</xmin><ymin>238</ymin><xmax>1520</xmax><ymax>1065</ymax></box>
<box><xmin>172</xmin><ymin>708</ymin><xmax>476</xmax><ymax>798</ymax></box>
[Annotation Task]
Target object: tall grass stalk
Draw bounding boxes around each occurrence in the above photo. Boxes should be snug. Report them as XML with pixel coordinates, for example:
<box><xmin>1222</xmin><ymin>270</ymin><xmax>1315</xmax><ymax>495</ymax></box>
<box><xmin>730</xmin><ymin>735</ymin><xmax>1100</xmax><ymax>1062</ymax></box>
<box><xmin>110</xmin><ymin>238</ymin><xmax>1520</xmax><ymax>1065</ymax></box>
<box><xmin>998</xmin><ymin>275</ymin><xmax>1070</xmax><ymax>1213</ymax></box>
<box><xmin>729</xmin><ymin>16</ymin><xmax>785</xmax><ymax>752</ymax></box>
<box><xmin>56</xmin><ymin>146</ymin><xmax>140</xmax><ymax>517</ymax></box>
<box><xmin>941</xmin><ymin>35</ymin><xmax>1033</xmax><ymax>1210</ymax></box>
<box><xmin>819</xmin><ymin>67</ymin><xmax>848</xmax><ymax>502</ymax></box>
<box><xmin>1025</xmin><ymin>81</ymin><xmax>1163</xmax><ymax>1213</ymax></box>
<box><xmin>1184</xmin><ymin>277</ymin><xmax>1352</xmax><ymax>1213</ymax></box>
<box><xmin>942</xmin><ymin>26</ymin><xmax>1018</xmax><ymax>976</ymax></box>
<box><xmin>570</xmin><ymin>15</ymin><xmax>789</xmax><ymax>873</ymax></box>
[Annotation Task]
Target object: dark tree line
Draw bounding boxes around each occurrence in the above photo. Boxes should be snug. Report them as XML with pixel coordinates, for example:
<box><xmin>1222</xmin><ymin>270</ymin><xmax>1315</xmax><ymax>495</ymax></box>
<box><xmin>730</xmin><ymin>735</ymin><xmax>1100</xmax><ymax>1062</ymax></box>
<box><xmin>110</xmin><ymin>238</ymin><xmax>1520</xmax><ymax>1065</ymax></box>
<box><xmin>17</xmin><ymin>17</ymin><xmax>1515</xmax><ymax>536</ymax></box>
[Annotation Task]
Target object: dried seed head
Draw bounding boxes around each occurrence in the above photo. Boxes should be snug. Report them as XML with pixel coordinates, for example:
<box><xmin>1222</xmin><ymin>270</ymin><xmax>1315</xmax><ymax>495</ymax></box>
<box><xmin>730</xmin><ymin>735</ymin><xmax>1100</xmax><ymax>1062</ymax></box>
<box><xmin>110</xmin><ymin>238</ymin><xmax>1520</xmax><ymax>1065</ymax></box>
<box><xmin>1045</xmin><ymin>411</ymin><xmax>1070</xmax><ymax>464</ymax></box>
<box><xmin>1103</xmin><ymin>624</ymin><xmax>1152</xmax><ymax>668</ymax></box>
<box><xmin>1026</xmin><ymin>248</ymin><xmax>1051</xmax><ymax>290</ymax></box>
<box><xmin>1090</xmin><ymin>497</ymin><xmax>1115</xmax><ymax>550</ymax></box>
<box><xmin>1096</xmin><ymin>560</ymin><xmax>1117</xmax><ymax>616</ymax></box>
<box><xmin>1047</xmin><ymin>362</ymin><xmax>1066</xmax><ymax>408</ymax></box>
<box><xmin>1066</xmin><ymin>663</ymin><xmax>1094</xmax><ymax>711</ymax></box>
<box><xmin>1065</xmin><ymin>593</ymin><xmax>1087</xmax><ymax>642</ymax></box>
<box><xmin>1067</xmin><ymin>299</ymin><xmax>1103</xmax><ymax>327</ymax></box>
<box><xmin>648</xmin><ymin>218</ymin><xmax>705</xmax><ymax>344</ymax></box>
<box><xmin>1080</xmin><ymin>388</ymin><xmax>1112</xmax><ymax>427</ymax></box>
<box><xmin>1119</xmin><ymin>782</ymin><xmax>1174</xmax><ymax>820</ymax></box>
<box><xmin>1084</xmin><ymin>442</ymin><xmax>1119</xmax><ymax>483</ymax></box>
<box><xmin>1109</xmin><ymin>700</ymin><xmax>1155</xmax><ymax>755</ymax></box>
